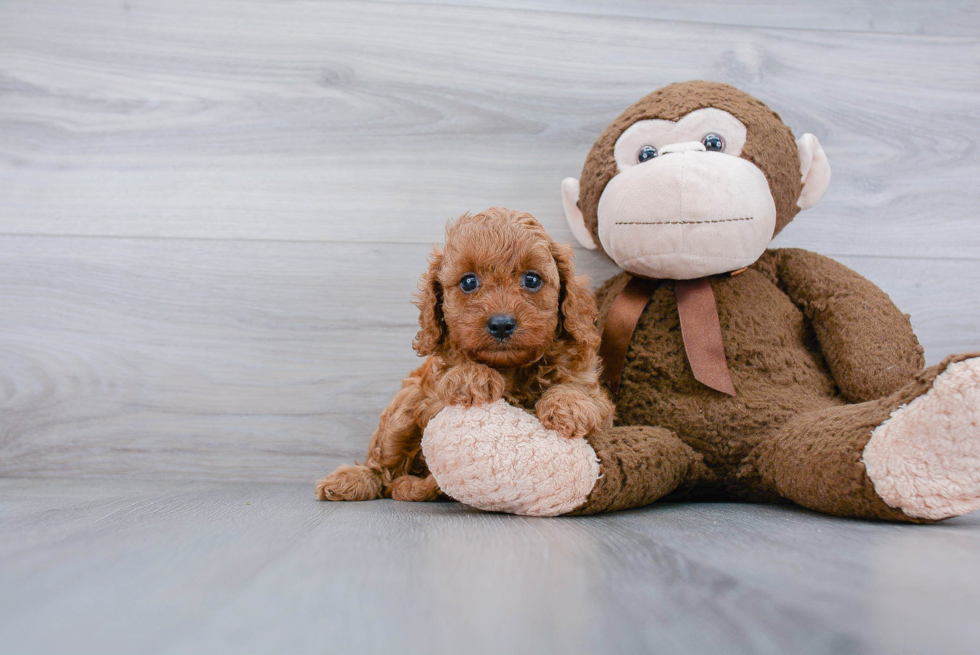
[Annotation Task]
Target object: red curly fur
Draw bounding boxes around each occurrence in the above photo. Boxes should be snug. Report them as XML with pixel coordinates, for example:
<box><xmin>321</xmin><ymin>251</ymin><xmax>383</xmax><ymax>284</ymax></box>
<box><xmin>316</xmin><ymin>208</ymin><xmax>614</xmax><ymax>502</ymax></box>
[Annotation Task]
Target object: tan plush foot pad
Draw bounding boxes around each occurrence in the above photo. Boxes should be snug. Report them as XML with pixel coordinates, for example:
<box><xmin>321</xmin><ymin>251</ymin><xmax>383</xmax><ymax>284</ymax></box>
<box><xmin>864</xmin><ymin>357</ymin><xmax>980</xmax><ymax>520</ymax></box>
<box><xmin>421</xmin><ymin>400</ymin><xmax>600</xmax><ymax>517</ymax></box>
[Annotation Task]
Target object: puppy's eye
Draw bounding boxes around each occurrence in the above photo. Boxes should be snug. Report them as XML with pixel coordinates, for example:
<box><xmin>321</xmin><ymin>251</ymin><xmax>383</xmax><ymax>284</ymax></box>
<box><xmin>637</xmin><ymin>145</ymin><xmax>658</xmax><ymax>163</ymax></box>
<box><xmin>521</xmin><ymin>272</ymin><xmax>543</xmax><ymax>292</ymax></box>
<box><xmin>459</xmin><ymin>273</ymin><xmax>480</xmax><ymax>293</ymax></box>
<box><xmin>702</xmin><ymin>134</ymin><xmax>725</xmax><ymax>152</ymax></box>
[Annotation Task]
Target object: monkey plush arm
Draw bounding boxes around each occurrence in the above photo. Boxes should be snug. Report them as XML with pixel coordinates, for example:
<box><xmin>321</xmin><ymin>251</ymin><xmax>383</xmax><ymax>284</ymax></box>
<box><xmin>757</xmin><ymin>248</ymin><xmax>924</xmax><ymax>402</ymax></box>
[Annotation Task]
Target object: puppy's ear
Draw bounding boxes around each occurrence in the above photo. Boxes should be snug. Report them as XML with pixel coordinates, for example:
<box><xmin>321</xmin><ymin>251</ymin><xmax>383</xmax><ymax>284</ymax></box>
<box><xmin>551</xmin><ymin>242</ymin><xmax>599</xmax><ymax>354</ymax></box>
<box><xmin>413</xmin><ymin>247</ymin><xmax>446</xmax><ymax>356</ymax></box>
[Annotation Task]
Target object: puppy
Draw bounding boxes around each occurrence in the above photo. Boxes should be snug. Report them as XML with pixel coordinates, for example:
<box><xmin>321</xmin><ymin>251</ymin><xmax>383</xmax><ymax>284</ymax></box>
<box><xmin>316</xmin><ymin>207</ymin><xmax>614</xmax><ymax>503</ymax></box>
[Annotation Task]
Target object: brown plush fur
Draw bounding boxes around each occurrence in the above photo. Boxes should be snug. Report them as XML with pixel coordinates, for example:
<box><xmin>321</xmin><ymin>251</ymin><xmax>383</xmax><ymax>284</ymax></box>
<box><xmin>567</xmin><ymin>82</ymin><xmax>968</xmax><ymax>521</ymax></box>
<box><xmin>316</xmin><ymin>208</ymin><xmax>614</xmax><ymax>502</ymax></box>
<box><xmin>569</xmin><ymin>425</ymin><xmax>709</xmax><ymax>515</ymax></box>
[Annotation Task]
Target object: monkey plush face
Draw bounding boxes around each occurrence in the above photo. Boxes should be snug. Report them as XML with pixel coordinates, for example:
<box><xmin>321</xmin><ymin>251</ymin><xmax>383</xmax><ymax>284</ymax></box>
<box><xmin>562</xmin><ymin>81</ymin><xmax>831</xmax><ymax>279</ymax></box>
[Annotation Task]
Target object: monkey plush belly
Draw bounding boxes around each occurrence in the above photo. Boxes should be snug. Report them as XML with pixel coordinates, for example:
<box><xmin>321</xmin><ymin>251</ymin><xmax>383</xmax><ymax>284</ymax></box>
<box><xmin>600</xmin><ymin>268</ymin><xmax>845</xmax><ymax>472</ymax></box>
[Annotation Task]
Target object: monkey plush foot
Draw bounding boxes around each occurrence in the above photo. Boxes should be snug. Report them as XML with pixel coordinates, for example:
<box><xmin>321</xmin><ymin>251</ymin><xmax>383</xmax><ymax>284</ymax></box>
<box><xmin>421</xmin><ymin>400</ymin><xmax>600</xmax><ymax>517</ymax></box>
<box><xmin>422</xmin><ymin>401</ymin><xmax>707</xmax><ymax>516</ymax></box>
<box><xmin>863</xmin><ymin>356</ymin><xmax>980</xmax><ymax>520</ymax></box>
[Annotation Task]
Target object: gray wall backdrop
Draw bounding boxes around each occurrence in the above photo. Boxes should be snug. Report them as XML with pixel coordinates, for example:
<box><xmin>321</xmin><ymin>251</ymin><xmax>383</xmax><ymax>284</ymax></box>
<box><xmin>2</xmin><ymin>0</ymin><xmax>979</xmax><ymax>483</ymax></box>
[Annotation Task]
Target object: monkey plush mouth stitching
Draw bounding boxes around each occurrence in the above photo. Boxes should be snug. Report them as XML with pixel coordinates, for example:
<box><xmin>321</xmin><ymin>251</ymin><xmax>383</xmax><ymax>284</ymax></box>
<box><xmin>615</xmin><ymin>217</ymin><xmax>755</xmax><ymax>225</ymax></box>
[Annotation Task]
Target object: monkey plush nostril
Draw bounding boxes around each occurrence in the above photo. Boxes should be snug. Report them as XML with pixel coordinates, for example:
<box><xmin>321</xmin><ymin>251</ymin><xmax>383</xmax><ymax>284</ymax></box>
<box><xmin>486</xmin><ymin>314</ymin><xmax>518</xmax><ymax>341</ymax></box>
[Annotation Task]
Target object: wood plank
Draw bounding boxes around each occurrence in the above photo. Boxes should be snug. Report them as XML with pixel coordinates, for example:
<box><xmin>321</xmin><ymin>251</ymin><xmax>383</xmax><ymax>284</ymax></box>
<box><xmin>389</xmin><ymin>0</ymin><xmax>980</xmax><ymax>35</ymax></box>
<box><xmin>1</xmin><ymin>479</ymin><xmax>978</xmax><ymax>655</ymax></box>
<box><xmin>1</xmin><ymin>236</ymin><xmax>977</xmax><ymax>481</ymax></box>
<box><xmin>1</xmin><ymin>1</ymin><xmax>978</xmax><ymax>257</ymax></box>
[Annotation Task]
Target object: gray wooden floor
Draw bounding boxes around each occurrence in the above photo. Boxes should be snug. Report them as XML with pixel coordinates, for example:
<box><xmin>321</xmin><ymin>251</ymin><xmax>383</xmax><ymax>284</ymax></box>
<box><xmin>3</xmin><ymin>479</ymin><xmax>980</xmax><ymax>655</ymax></box>
<box><xmin>2</xmin><ymin>1</ymin><xmax>980</xmax><ymax>653</ymax></box>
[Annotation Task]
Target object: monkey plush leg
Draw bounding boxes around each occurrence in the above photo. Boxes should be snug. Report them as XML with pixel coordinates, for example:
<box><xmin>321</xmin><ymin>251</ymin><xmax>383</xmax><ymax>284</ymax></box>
<box><xmin>421</xmin><ymin>400</ymin><xmax>706</xmax><ymax>516</ymax></box>
<box><xmin>742</xmin><ymin>354</ymin><xmax>980</xmax><ymax>522</ymax></box>
<box><xmin>567</xmin><ymin>424</ymin><xmax>709</xmax><ymax>516</ymax></box>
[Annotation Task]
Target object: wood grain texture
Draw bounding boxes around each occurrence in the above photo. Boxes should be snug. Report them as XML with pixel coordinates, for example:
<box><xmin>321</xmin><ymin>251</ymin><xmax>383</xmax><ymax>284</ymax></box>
<box><xmin>389</xmin><ymin>0</ymin><xmax>980</xmax><ymax>35</ymax></box>
<box><xmin>1</xmin><ymin>236</ymin><xmax>977</xmax><ymax>481</ymax></box>
<box><xmin>1</xmin><ymin>1</ymin><xmax>979</xmax><ymax>256</ymax></box>
<box><xmin>1</xmin><ymin>479</ymin><xmax>979</xmax><ymax>655</ymax></box>
<box><xmin>0</xmin><ymin>1</ymin><xmax>978</xmax><ymax>481</ymax></box>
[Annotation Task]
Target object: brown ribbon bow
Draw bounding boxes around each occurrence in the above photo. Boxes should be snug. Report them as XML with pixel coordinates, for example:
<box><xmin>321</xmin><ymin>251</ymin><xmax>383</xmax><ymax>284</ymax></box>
<box><xmin>600</xmin><ymin>275</ymin><xmax>736</xmax><ymax>397</ymax></box>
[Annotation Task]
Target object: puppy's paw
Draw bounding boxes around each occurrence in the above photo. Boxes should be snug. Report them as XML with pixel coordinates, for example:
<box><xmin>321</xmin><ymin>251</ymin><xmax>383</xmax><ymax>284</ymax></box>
<box><xmin>536</xmin><ymin>400</ymin><xmax>590</xmax><ymax>439</ymax></box>
<box><xmin>388</xmin><ymin>474</ymin><xmax>442</xmax><ymax>502</ymax></box>
<box><xmin>316</xmin><ymin>464</ymin><xmax>383</xmax><ymax>501</ymax></box>
<box><xmin>436</xmin><ymin>362</ymin><xmax>506</xmax><ymax>407</ymax></box>
<box><xmin>536</xmin><ymin>387</ymin><xmax>613</xmax><ymax>439</ymax></box>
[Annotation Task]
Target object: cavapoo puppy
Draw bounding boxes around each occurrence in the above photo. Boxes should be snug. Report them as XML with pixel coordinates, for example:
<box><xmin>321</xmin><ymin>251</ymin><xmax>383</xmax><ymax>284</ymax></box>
<box><xmin>316</xmin><ymin>207</ymin><xmax>614</xmax><ymax>502</ymax></box>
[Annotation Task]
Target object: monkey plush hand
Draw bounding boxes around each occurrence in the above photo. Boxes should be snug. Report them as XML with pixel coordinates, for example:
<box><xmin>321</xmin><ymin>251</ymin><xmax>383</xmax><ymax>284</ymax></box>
<box><xmin>425</xmin><ymin>81</ymin><xmax>980</xmax><ymax>521</ymax></box>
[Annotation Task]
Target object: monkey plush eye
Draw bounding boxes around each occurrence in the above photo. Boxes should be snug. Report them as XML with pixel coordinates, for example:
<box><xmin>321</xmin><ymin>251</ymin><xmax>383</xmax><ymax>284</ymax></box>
<box><xmin>521</xmin><ymin>271</ymin><xmax>543</xmax><ymax>292</ymax></box>
<box><xmin>702</xmin><ymin>134</ymin><xmax>725</xmax><ymax>152</ymax></box>
<box><xmin>459</xmin><ymin>273</ymin><xmax>480</xmax><ymax>293</ymax></box>
<box><xmin>637</xmin><ymin>145</ymin><xmax>659</xmax><ymax>163</ymax></box>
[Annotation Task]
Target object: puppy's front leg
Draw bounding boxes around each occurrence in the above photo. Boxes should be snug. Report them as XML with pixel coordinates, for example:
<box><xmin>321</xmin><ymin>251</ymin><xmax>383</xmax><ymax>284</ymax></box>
<box><xmin>436</xmin><ymin>362</ymin><xmax>506</xmax><ymax>407</ymax></box>
<box><xmin>536</xmin><ymin>384</ymin><xmax>615</xmax><ymax>439</ymax></box>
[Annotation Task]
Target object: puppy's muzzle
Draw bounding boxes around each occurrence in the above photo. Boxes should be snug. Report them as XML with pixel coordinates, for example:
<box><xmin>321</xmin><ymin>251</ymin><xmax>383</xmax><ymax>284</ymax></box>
<box><xmin>486</xmin><ymin>314</ymin><xmax>517</xmax><ymax>341</ymax></box>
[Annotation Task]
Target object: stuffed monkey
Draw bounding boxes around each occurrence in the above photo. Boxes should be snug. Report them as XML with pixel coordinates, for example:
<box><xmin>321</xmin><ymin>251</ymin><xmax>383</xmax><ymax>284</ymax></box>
<box><xmin>422</xmin><ymin>81</ymin><xmax>980</xmax><ymax>521</ymax></box>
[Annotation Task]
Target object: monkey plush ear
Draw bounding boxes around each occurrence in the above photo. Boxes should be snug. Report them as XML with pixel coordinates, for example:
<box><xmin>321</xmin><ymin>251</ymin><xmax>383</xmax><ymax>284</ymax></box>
<box><xmin>796</xmin><ymin>133</ymin><xmax>832</xmax><ymax>210</ymax></box>
<box><xmin>561</xmin><ymin>177</ymin><xmax>598</xmax><ymax>250</ymax></box>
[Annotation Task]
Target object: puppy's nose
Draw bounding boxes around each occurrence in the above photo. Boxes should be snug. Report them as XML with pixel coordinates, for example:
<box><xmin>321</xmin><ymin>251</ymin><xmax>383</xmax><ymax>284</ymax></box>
<box><xmin>486</xmin><ymin>314</ymin><xmax>517</xmax><ymax>340</ymax></box>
